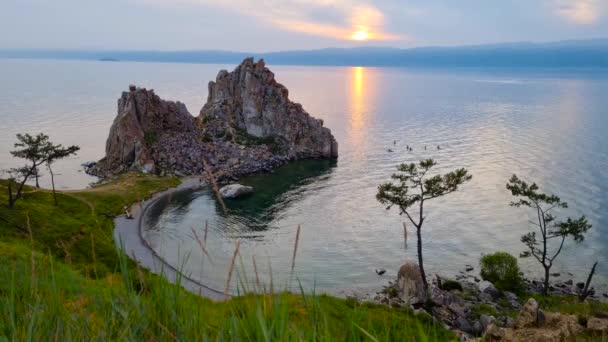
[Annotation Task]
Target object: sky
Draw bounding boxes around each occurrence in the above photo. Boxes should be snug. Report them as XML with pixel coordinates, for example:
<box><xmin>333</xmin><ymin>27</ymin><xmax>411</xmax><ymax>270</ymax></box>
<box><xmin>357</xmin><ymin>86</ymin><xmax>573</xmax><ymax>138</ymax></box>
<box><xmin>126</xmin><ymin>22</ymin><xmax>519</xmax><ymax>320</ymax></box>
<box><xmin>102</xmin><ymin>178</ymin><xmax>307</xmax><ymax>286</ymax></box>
<box><xmin>0</xmin><ymin>0</ymin><xmax>607</xmax><ymax>51</ymax></box>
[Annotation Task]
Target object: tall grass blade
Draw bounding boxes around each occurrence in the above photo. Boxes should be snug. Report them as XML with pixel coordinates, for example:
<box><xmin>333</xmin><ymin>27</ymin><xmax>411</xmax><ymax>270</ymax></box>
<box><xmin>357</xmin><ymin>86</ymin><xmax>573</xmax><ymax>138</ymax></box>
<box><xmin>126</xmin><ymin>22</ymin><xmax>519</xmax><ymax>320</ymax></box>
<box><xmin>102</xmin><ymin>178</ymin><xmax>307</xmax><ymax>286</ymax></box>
<box><xmin>224</xmin><ymin>240</ymin><xmax>240</xmax><ymax>300</ymax></box>
<box><xmin>289</xmin><ymin>224</ymin><xmax>301</xmax><ymax>289</ymax></box>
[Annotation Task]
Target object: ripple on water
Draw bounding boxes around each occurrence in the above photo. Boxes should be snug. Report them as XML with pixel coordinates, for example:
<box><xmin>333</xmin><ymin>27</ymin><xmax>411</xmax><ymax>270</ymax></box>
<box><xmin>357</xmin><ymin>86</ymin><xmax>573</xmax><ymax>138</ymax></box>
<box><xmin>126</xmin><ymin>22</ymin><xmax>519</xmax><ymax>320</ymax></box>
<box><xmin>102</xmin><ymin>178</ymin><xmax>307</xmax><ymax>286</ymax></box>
<box><xmin>1</xmin><ymin>60</ymin><xmax>607</xmax><ymax>294</ymax></box>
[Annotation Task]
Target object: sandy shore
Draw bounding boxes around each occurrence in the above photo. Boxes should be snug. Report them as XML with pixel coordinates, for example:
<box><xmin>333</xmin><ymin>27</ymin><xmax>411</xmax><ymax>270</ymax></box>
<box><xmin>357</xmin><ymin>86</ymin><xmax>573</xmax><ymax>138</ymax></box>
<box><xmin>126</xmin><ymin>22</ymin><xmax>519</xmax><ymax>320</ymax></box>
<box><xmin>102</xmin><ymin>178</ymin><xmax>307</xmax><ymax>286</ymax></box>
<box><xmin>113</xmin><ymin>177</ymin><xmax>226</xmax><ymax>301</ymax></box>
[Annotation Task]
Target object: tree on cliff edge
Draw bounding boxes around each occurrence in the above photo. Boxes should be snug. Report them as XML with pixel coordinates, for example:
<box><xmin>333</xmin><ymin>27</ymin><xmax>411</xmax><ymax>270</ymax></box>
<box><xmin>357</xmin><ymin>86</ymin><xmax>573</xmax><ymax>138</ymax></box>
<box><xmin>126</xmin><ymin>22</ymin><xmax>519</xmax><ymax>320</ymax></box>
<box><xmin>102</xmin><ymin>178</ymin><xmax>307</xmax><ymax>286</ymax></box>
<box><xmin>45</xmin><ymin>143</ymin><xmax>80</xmax><ymax>205</ymax></box>
<box><xmin>4</xmin><ymin>133</ymin><xmax>79</xmax><ymax>208</ymax></box>
<box><xmin>10</xmin><ymin>133</ymin><xmax>50</xmax><ymax>189</ymax></box>
<box><xmin>506</xmin><ymin>175</ymin><xmax>591</xmax><ymax>295</ymax></box>
<box><xmin>5</xmin><ymin>133</ymin><xmax>51</xmax><ymax>208</ymax></box>
<box><xmin>376</xmin><ymin>159</ymin><xmax>472</xmax><ymax>290</ymax></box>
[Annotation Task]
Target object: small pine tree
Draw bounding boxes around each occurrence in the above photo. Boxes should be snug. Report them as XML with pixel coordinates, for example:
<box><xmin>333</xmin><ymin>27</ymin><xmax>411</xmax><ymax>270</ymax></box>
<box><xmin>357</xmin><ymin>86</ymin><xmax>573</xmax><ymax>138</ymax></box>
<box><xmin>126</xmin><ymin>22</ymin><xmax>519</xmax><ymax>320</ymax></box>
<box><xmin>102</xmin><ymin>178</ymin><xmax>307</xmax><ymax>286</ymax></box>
<box><xmin>4</xmin><ymin>133</ymin><xmax>79</xmax><ymax>208</ymax></box>
<box><xmin>377</xmin><ymin>159</ymin><xmax>472</xmax><ymax>290</ymax></box>
<box><xmin>506</xmin><ymin>175</ymin><xmax>591</xmax><ymax>295</ymax></box>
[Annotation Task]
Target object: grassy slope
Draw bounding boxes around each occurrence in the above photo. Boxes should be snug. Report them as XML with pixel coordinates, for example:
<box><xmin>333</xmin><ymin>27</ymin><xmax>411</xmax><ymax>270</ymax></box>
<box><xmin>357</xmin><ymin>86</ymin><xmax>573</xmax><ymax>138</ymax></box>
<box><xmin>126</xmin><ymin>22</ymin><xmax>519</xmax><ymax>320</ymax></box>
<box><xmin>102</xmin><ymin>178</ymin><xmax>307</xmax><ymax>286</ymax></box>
<box><xmin>0</xmin><ymin>240</ymin><xmax>454</xmax><ymax>340</ymax></box>
<box><xmin>0</xmin><ymin>174</ymin><xmax>454</xmax><ymax>341</ymax></box>
<box><xmin>0</xmin><ymin>174</ymin><xmax>179</xmax><ymax>277</ymax></box>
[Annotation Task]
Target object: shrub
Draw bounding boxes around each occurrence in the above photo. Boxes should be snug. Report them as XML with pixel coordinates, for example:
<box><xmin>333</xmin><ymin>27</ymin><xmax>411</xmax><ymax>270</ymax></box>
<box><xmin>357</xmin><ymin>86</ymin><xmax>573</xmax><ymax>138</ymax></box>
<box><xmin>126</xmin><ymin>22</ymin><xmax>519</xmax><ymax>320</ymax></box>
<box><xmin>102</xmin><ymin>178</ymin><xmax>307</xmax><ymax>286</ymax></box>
<box><xmin>440</xmin><ymin>279</ymin><xmax>463</xmax><ymax>291</ymax></box>
<box><xmin>480</xmin><ymin>252</ymin><xmax>524</xmax><ymax>293</ymax></box>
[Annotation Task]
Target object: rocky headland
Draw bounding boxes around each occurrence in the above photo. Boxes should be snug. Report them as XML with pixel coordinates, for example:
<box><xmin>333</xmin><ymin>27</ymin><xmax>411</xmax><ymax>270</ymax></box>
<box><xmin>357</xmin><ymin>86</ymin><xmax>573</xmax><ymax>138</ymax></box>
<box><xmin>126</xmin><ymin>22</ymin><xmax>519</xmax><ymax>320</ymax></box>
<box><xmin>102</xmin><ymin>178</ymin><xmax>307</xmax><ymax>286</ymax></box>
<box><xmin>88</xmin><ymin>58</ymin><xmax>338</xmax><ymax>180</ymax></box>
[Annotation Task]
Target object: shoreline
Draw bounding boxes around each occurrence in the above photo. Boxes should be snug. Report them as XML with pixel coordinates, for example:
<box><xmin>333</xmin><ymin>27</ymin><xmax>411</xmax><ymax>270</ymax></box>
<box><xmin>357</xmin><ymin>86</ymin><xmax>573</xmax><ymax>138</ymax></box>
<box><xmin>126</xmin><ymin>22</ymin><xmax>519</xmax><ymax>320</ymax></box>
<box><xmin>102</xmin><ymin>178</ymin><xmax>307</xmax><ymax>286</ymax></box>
<box><xmin>113</xmin><ymin>176</ymin><xmax>227</xmax><ymax>301</ymax></box>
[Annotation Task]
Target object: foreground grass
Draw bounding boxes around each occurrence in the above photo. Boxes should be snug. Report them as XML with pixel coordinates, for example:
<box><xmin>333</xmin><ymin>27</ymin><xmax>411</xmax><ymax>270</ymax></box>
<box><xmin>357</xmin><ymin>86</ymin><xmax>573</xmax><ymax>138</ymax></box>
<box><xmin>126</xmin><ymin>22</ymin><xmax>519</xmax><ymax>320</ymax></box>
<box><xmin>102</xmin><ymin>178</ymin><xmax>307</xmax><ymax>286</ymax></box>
<box><xmin>0</xmin><ymin>173</ymin><xmax>179</xmax><ymax>277</ymax></box>
<box><xmin>0</xmin><ymin>174</ymin><xmax>454</xmax><ymax>341</ymax></box>
<box><xmin>0</xmin><ymin>240</ymin><xmax>454</xmax><ymax>341</ymax></box>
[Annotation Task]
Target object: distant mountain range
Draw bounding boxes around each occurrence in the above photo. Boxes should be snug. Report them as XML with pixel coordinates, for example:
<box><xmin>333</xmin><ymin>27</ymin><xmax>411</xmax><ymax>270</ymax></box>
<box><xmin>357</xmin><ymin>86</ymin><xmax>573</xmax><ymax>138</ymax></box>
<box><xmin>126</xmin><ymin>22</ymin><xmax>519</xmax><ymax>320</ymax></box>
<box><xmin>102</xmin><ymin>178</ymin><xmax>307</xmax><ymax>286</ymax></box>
<box><xmin>1</xmin><ymin>39</ymin><xmax>608</xmax><ymax>68</ymax></box>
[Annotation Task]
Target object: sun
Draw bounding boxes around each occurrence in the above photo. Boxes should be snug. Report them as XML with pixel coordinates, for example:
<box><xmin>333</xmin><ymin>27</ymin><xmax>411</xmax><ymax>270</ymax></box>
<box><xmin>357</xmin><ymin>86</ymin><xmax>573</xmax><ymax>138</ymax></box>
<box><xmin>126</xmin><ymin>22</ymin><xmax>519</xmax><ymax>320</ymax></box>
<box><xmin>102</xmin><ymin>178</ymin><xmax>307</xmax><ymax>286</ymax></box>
<box><xmin>351</xmin><ymin>30</ymin><xmax>370</xmax><ymax>41</ymax></box>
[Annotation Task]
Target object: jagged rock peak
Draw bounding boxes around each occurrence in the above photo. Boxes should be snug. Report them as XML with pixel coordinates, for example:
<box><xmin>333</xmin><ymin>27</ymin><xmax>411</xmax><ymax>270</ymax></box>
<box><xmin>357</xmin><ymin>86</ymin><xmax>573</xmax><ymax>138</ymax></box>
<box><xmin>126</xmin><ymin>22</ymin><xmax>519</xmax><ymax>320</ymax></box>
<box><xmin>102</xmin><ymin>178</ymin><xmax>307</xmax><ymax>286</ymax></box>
<box><xmin>101</xmin><ymin>86</ymin><xmax>197</xmax><ymax>174</ymax></box>
<box><xmin>200</xmin><ymin>57</ymin><xmax>338</xmax><ymax>159</ymax></box>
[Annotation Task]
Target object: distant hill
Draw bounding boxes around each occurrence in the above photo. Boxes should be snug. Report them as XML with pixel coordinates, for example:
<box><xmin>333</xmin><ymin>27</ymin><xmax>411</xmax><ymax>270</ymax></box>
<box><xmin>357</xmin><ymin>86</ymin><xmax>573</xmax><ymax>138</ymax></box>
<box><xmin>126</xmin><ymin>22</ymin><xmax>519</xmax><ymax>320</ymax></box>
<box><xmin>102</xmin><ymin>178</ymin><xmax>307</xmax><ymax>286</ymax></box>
<box><xmin>2</xmin><ymin>39</ymin><xmax>608</xmax><ymax>68</ymax></box>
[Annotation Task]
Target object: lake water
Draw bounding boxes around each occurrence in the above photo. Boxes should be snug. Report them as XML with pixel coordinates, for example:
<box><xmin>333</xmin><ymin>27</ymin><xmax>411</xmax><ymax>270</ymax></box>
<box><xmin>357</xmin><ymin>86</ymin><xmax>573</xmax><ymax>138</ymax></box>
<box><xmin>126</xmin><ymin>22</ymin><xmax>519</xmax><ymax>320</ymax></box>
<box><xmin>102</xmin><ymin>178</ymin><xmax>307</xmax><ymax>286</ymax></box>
<box><xmin>1</xmin><ymin>59</ymin><xmax>607</xmax><ymax>295</ymax></box>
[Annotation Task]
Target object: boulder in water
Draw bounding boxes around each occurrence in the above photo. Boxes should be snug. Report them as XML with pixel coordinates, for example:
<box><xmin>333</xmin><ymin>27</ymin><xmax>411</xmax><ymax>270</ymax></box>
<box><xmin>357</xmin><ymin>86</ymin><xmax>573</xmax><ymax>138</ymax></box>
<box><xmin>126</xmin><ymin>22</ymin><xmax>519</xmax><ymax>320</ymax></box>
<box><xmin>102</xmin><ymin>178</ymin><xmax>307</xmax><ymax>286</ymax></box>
<box><xmin>219</xmin><ymin>184</ymin><xmax>254</xmax><ymax>199</ymax></box>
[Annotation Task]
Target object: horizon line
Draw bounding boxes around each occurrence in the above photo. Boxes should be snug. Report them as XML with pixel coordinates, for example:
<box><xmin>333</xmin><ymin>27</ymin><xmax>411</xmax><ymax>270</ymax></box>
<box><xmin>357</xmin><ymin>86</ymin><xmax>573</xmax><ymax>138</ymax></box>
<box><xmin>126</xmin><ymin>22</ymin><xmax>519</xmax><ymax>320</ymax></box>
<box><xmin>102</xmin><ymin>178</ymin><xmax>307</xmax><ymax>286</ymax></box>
<box><xmin>2</xmin><ymin>37</ymin><xmax>608</xmax><ymax>54</ymax></box>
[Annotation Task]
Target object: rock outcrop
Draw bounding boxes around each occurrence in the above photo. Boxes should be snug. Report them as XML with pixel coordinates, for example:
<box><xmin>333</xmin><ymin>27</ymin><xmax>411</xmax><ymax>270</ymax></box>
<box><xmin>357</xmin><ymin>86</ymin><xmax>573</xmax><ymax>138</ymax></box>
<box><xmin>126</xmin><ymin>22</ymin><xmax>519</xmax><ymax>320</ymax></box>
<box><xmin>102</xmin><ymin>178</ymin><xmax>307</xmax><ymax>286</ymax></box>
<box><xmin>101</xmin><ymin>86</ymin><xmax>198</xmax><ymax>175</ymax></box>
<box><xmin>396</xmin><ymin>263</ymin><xmax>426</xmax><ymax>306</ymax></box>
<box><xmin>199</xmin><ymin>58</ymin><xmax>338</xmax><ymax>159</ymax></box>
<box><xmin>91</xmin><ymin>58</ymin><xmax>338</xmax><ymax>178</ymax></box>
<box><xmin>485</xmin><ymin>298</ymin><xmax>585</xmax><ymax>341</ymax></box>
<box><xmin>372</xmin><ymin>266</ymin><xmax>608</xmax><ymax>340</ymax></box>
<box><xmin>587</xmin><ymin>317</ymin><xmax>608</xmax><ymax>333</ymax></box>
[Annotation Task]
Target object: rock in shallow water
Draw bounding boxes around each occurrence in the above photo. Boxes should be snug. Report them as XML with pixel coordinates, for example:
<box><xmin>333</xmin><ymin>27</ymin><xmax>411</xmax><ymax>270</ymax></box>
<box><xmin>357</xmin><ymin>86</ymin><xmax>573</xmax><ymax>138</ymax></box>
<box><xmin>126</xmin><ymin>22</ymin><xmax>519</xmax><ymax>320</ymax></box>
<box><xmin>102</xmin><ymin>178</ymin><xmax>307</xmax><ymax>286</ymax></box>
<box><xmin>219</xmin><ymin>184</ymin><xmax>254</xmax><ymax>199</ymax></box>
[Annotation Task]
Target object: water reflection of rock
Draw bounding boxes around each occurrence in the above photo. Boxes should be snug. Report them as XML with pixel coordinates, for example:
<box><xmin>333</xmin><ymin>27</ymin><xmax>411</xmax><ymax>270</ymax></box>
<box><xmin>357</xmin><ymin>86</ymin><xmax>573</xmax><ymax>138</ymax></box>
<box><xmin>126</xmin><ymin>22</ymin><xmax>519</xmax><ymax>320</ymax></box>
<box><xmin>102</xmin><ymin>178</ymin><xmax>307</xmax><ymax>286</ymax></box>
<box><xmin>143</xmin><ymin>189</ymin><xmax>199</xmax><ymax>233</ymax></box>
<box><xmin>143</xmin><ymin>159</ymin><xmax>335</xmax><ymax>242</ymax></box>
<box><xmin>218</xmin><ymin>159</ymin><xmax>336</xmax><ymax>235</ymax></box>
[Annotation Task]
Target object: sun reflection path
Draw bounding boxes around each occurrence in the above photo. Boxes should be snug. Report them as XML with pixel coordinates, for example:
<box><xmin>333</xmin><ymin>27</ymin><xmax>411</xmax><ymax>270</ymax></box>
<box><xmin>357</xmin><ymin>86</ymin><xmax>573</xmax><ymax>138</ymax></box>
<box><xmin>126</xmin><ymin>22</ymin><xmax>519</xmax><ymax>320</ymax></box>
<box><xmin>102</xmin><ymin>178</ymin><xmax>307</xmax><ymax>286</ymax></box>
<box><xmin>348</xmin><ymin>66</ymin><xmax>373</xmax><ymax>156</ymax></box>
<box><xmin>350</xmin><ymin>66</ymin><xmax>365</xmax><ymax>141</ymax></box>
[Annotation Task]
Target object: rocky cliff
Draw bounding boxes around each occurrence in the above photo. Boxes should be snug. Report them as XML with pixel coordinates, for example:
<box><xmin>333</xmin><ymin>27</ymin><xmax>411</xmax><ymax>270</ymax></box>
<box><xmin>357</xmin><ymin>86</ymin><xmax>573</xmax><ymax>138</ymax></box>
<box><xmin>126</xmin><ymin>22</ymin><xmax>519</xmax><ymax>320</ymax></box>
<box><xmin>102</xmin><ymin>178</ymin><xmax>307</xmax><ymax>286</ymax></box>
<box><xmin>91</xmin><ymin>58</ymin><xmax>338</xmax><ymax>178</ymax></box>
<box><xmin>199</xmin><ymin>58</ymin><xmax>338</xmax><ymax>159</ymax></box>
<box><xmin>101</xmin><ymin>85</ymin><xmax>199</xmax><ymax>175</ymax></box>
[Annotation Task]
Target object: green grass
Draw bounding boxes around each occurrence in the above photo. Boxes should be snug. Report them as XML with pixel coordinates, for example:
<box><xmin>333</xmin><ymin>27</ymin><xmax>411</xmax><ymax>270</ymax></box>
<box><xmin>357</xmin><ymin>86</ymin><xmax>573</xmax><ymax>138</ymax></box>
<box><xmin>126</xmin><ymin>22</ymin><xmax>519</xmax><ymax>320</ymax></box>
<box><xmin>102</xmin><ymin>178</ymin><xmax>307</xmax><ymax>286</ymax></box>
<box><xmin>0</xmin><ymin>174</ymin><xmax>454</xmax><ymax>341</ymax></box>
<box><xmin>0</xmin><ymin>239</ymin><xmax>453</xmax><ymax>340</ymax></box>
<box><xmin>0</xmin><ymin>173</ymin><xmax>179</xmax><ymax>277</ymax></box>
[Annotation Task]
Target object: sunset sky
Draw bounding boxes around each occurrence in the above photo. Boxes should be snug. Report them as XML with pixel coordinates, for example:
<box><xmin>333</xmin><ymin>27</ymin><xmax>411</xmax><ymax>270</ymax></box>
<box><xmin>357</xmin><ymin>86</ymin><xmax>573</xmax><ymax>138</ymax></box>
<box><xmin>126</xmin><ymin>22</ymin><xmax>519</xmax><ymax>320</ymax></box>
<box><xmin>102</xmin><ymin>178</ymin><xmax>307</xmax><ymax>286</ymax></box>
<box><xmin>1</xmin><ymin>0</ymin><xmax>607</xmax><ymax>51</ymax></box>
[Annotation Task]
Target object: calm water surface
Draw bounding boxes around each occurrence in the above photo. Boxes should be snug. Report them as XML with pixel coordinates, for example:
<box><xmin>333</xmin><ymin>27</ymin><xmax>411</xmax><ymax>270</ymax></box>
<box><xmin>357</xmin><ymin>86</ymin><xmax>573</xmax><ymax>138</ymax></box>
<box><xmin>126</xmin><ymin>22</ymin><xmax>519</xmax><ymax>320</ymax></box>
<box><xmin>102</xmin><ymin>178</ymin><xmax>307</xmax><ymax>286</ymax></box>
<box><xmin>1</xmin><ymin>59</ymin><xmax>607</xmax><ymax>295</ymax></box>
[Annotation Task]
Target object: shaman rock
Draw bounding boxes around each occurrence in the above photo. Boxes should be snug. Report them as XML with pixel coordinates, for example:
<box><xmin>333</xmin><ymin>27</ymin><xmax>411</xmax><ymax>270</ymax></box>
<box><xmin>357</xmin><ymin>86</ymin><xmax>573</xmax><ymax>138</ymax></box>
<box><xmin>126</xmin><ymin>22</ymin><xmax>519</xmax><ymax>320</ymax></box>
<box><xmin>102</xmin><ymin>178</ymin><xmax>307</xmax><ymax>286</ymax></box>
<box><xmin>199</xmin><ymin>58</ymin><xmax>338</xmax><ymax>159</ymax></box>
<box><xmin>93</xmin><ymin>59</ymin><xmax>339</xmax><ymax>179</ymax></box>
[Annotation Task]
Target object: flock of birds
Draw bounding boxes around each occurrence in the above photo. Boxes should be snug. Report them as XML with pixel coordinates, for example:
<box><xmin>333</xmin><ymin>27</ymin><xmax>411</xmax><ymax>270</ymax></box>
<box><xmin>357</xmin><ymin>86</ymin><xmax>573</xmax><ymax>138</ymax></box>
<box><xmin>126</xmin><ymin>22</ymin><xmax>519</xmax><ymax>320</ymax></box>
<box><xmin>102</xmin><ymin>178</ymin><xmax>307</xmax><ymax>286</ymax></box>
<box><xmin>387</xmin><ymin>140</ymin><xmax>442</xmax><ymax>153</ymax></box>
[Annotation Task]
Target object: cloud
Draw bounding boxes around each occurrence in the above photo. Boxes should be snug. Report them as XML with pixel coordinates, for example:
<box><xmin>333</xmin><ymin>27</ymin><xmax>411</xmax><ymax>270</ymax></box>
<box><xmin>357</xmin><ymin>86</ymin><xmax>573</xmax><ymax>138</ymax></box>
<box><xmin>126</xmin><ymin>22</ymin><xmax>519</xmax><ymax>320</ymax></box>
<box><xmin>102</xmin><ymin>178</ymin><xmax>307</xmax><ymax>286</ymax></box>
<box><xmin>555</xmin><ymin>0</ymin><xmax>600</xmax><ymax>24</ymax></box>
<box><xmin>138</xmin><ymin>0</ymin><xmax>402</xmax><ymax>41</ymax></box>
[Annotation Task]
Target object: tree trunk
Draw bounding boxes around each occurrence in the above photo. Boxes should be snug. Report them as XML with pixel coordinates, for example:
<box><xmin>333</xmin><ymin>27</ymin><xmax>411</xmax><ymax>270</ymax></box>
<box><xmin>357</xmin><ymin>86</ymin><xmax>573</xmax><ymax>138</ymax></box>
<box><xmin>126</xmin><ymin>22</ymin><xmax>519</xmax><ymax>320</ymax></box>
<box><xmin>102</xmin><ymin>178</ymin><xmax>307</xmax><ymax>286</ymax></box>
<box><xmin>8</xmin><ymin>180</ymin><xmax>15</xmax><ymax>208</ymax></box>
<box><xmin>48</xmin><ymin>165</ymin><xmax>57</xmax><ymax>206</ymax></box>
<box><xmin>416</xmin><ymin>226</ymin><xmax>428</xmax><ymax>289</ymax></box>
<box><xmin>543</xmin><ymin>266</ymin><xmax>550</xmax><ymax>295</ymax></box>
<box><xmin>34</xmin><ymin>168</ymin><xmax>40</xmax><ymax>188</ymax></box>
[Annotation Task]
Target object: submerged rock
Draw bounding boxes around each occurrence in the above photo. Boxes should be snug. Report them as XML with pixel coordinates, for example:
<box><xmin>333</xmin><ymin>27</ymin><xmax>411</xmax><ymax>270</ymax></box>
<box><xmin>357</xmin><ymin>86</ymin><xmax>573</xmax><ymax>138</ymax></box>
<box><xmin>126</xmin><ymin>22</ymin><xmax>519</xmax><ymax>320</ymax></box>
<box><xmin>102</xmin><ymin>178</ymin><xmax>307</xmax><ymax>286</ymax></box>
<box><xmin>219</xmin><ymin>184</ymin><xmax>254</xmax><ymax>199</ymax></box>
